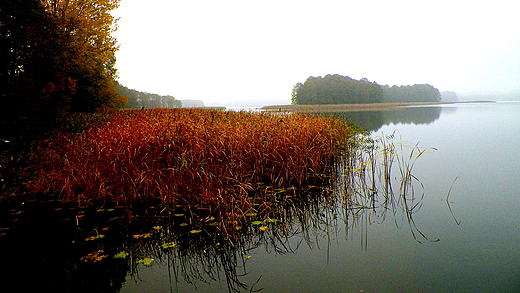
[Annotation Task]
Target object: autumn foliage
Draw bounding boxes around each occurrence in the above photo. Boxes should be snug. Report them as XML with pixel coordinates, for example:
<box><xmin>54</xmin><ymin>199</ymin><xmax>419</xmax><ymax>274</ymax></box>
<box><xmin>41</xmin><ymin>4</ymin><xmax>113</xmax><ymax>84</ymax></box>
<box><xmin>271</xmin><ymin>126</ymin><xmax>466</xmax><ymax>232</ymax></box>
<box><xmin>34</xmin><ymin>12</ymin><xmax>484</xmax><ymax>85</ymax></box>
<box><xmin>0</xmin><ymin>0</ymin><xmax>124</xmax><ymax>139</ymax></box>
<box><xmin>29</xmin><ymin>109</ymin><xmax>352</xmax><ymax>218</ymax></box>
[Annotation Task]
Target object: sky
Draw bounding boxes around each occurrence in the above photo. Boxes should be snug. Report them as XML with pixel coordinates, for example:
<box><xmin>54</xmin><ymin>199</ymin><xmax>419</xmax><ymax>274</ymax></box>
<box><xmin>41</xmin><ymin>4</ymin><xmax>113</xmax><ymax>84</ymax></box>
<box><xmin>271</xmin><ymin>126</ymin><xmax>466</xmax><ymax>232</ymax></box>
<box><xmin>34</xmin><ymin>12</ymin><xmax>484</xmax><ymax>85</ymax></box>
<box><xmin>113</xmin><ymin>0</ymin><xmax>520</xmax><ymax>106</ymax></box>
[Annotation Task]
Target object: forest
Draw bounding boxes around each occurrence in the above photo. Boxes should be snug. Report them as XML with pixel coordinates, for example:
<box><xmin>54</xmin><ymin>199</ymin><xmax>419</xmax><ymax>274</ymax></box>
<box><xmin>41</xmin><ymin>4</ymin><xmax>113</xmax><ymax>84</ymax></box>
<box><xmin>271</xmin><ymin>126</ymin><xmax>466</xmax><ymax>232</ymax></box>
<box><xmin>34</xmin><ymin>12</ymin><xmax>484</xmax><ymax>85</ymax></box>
<box><xmin>292</xmin><ymin>74</ymin><xmax>442</xmax><ymax>105</ymax></box>
<box><xmin>1</xmin><ymin>0</ymin><xmax>124</xmax><ymax>139</ymax></box>
<box><xmin>116</xmin><ymin>84</ymin><xmax>182</xmax><ymax>109</ymax></box>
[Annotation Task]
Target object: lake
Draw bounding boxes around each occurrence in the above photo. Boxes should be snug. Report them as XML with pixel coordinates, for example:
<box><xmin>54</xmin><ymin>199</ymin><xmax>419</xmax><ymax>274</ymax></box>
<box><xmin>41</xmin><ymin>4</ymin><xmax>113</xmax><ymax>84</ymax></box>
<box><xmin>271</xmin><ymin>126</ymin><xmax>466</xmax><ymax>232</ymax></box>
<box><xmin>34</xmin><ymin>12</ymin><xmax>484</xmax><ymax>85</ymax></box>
<box><xmin>1</xmin><ymin>101</ymin><xmax>519</xmax><ymax>292</ymax></box>
<box><xmin>119</xmin><ymin>101</ymin><xmax>520</xmax><ymax>292</ymax></box>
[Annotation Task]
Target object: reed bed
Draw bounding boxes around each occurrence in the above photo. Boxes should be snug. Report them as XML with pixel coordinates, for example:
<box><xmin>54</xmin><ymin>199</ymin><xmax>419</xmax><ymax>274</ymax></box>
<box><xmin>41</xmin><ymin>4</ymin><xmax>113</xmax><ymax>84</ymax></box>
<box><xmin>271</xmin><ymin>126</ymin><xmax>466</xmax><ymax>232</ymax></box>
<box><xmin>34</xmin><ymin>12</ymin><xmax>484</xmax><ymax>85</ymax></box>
<box><xmin>28</xmin><ymin>108</ymin><xmax>352</xmax><ymax>224</ymax></box>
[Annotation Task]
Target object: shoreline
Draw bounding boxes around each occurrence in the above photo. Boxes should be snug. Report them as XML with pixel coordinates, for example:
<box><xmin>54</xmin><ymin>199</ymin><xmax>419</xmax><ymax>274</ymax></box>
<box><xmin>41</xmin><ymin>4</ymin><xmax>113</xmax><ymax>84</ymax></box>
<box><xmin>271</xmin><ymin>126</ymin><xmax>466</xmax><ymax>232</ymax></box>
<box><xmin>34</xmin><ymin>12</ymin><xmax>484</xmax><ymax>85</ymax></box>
<box><xmin>261</xmin><ymin>100</ymin><xmax>495</xmax><ymax>112</ymax></box>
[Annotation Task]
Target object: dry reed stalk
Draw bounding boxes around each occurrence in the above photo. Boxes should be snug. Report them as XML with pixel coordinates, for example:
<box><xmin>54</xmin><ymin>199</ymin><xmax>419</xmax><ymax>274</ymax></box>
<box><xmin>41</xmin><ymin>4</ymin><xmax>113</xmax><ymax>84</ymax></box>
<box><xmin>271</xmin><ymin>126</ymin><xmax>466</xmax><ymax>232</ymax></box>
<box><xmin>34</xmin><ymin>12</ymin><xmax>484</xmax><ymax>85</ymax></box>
<box><xmin>28</xmin><ymin>109</ymin><xmax>352</xmax><ymax>227</ymax></box>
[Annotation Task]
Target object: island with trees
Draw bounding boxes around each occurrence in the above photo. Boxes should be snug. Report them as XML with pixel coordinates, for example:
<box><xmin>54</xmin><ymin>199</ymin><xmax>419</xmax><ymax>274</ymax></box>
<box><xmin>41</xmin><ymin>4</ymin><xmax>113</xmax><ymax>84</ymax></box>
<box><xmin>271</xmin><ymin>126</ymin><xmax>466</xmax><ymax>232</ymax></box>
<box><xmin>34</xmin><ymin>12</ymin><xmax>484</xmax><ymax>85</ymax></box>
<box><xmin>291</xmin><ymin>74</ymin><xmax>446</xmax><ymax>105</ymax></box>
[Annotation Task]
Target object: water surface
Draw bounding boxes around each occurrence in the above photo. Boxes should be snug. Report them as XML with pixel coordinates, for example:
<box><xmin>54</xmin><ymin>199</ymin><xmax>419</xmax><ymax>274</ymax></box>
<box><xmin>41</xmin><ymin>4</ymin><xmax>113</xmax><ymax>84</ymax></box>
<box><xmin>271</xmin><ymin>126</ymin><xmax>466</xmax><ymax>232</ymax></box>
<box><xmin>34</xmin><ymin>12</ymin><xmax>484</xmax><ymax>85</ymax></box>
<box><xmin>1</xmin><ymin>102</ymin><xmax>518</xmax><ymax>292</ymax></box>
<box><xmin>120</xmin><ymin>101</ymin><xmax>520</xmax><ymax>292</ymax></box>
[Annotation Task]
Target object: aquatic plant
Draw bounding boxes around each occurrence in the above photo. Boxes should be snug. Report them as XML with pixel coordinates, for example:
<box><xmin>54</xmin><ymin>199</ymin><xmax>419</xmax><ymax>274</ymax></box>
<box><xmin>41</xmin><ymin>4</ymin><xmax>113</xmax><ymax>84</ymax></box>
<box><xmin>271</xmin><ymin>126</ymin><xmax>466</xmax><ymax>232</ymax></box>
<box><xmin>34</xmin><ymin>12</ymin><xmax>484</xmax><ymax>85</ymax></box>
<box><xmin>337</xmin><ymin>131</ymin><xmax>439</xmax><ymax>244</ymax></box>
<box><xmin>1</xmin><ymin>125</ymin><xmax>442</xmax><ymax>292</ymax></box>
<box><xmin>27</xmin><ymin>108</ymin><xmax>351</xmax><ymax>235</ymax></box>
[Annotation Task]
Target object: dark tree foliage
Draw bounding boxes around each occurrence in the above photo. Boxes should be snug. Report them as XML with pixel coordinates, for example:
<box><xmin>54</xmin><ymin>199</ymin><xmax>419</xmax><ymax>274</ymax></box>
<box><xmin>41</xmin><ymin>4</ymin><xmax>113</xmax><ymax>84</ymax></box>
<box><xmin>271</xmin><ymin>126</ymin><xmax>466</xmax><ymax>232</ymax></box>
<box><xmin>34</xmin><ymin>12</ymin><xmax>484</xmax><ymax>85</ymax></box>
<box><xmin>0</xmin><ymin>0</ymin><xmax>124</xmax><ymax>140</ymax></box>
<box><xmin>0</xmin><ymin>0</ymin><xmax>64</xmax><ymax>137</ymax></box>
<box><xmin>291</xmin><ymin>74</ymin><xmax>383</xmax><ymax>105</ymax></box>
<box><xmin>382</xmin><ymin>84</ymin><xmax>441</xmax><ymax>103</ymax></box>
<box><xmin>117</xmin><ymin>84</ymin><xmax>182</xmax><ymax>109</ymax></box>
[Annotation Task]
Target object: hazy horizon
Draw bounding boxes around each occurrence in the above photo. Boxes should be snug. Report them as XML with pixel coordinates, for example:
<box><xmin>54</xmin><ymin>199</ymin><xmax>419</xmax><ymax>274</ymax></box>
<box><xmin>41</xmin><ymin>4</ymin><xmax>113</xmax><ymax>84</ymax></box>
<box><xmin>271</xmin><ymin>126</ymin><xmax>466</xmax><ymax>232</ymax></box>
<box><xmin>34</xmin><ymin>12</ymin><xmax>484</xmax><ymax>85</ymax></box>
<box><xmin>113</xmin><ymin>0</ymin><xmax>520</xmax><ymax>106</ymax></box>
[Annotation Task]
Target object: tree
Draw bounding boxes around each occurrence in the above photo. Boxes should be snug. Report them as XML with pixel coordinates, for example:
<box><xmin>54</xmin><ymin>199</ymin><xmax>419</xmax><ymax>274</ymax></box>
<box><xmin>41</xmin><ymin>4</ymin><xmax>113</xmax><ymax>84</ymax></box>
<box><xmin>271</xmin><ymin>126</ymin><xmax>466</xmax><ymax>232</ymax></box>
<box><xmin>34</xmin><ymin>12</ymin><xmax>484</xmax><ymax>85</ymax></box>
<box><xmin>291</xmin><ymin>75</ymin><xmax>383</xmax><ymax>105</ymax></box>
<box><xmin>41</xmin><ymin>0</ymin><xmax>125</xmax><ymax>112</ymax></box>
<box><xmin>0</xmin><ymin>0</ymin><xmax>67</xmax><ymax>136</ymax></box>
<box><xmin>0</xmin><ymin>0</ymin><xmax>124</xmax><ymax>139</ymax></box>
<box><xmin>116</xmin><ymin>84</ymin><xmax>182</xmax><ymax>109</ymax></box>
<box><xmin>291</xmin><ymin>82</ymin><xmax>303</xmax><ymax>105</ymax></box>
<box><xmin>382</xmin><ymin>84</ymin><xmax>441</xmax><ymax>103</ymax></box>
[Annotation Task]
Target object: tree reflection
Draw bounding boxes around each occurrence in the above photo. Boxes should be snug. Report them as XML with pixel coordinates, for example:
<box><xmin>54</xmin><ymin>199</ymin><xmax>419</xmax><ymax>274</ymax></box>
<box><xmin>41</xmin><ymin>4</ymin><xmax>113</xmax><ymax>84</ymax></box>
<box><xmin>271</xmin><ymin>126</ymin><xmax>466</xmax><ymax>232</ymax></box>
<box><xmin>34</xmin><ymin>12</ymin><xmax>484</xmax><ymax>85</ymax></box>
<box><xmin>322</xmin><ymin>106</ymin><xmax>447</xmax><ymax>132</ymax></box>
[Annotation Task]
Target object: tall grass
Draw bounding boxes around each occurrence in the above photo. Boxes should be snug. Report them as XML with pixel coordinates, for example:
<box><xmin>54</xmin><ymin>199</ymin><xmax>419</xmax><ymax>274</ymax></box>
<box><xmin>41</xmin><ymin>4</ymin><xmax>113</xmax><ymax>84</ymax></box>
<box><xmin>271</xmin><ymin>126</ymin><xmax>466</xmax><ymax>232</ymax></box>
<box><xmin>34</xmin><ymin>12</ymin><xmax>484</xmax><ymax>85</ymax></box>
<box><xmin>28</xmin><ymin>108</ymin><xmax>351</xmax><ymax>225</ymax></box>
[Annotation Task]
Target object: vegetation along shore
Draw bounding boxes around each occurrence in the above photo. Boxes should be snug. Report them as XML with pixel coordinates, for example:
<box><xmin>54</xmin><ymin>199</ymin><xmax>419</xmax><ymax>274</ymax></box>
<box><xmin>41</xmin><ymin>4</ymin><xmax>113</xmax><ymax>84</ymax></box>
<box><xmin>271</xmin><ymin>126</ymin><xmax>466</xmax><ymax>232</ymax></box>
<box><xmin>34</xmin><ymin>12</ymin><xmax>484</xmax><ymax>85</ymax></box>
<box><xmin>21</xmin><ymin>108</ymin><xmax>352</xmax><ymax>237</ymax></box>
<box><xmin>262</xmin><ymin>100</ymin><xmax>495</xmax><ymax>112</ymax></box>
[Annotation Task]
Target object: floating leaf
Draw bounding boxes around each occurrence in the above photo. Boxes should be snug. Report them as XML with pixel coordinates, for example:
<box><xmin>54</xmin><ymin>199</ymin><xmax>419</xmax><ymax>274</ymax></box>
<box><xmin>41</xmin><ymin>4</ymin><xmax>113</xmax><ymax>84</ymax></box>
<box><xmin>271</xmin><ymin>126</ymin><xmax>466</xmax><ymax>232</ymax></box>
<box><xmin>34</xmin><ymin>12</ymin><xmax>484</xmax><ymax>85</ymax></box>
<box><xmin>162</xmin><ymin>242</ymin><xmax>178</xmax><ymax>249</ymax></box>
<box><xmin>113</xmin><ymin>252</ymin><xmax>129</xmax><ymax>259</ymax></box>
<box><xmin>179</xmin><ymin>223</ymin><xmax>188</xmax><ymax>227</ymax></box>
<box><xmin>173</xmin><ymin>213</ymin><xmax>184</xmax><ymax>217</ymax></box>
<box><xmin>100</xmin><ymin>227</ymin><xmax>110</xmax><ymax>231</ymax></box>
<box><xmin>243</xmin><ymin>255</ymin><xmax>252</xmax><ymax>259</ymax></box>
<box><xmin>106</xmin><ymin>208</ymin><xmax>115</xmax><ymax>212</ymax></box>
<box><xmin>258</xmin><ymin>226</ymin><xmax>268</xmax><ymax>231</ymax></box>
<box><xmin>137</xmin><ymin>258</ymin><xmax>154</xmax><ymax>265</ymax></box>
<box><xmin>251</xmin><ymin>221</ymin><xmax>263</xmax><ymax>225</ymax></box>
<box><xmin>245</xmin><ymin>212</ymin><xmax>257</xmax><ymax>217</ymax></box>
<box><xmin>152</xmin><ymin>226</ymin><xmax>162</xmax><ymax>230</ymax></box>
<box><xmin>190</xmin><ymin>229</ymin><xmax>202</xmax><ymax>234</ymax></box>
<box><xmin>208</xmin><ymin>222</ymin><xmax>219</xmax><ymax>226</ymax></box>
<box><xmin>81</xmin><ymin>250</ymin><xmax>109</xmax><ymax>262</ymax></box>
<box><xmin>266</xmin><ymin>218</ymin><xmax>278</xmax><ymax>223</ymax></box>
<box><xmin>85</xmin><ymin>234</ymin><xmax>105</xmax><ymax>241</ymax></box>
<box><xmin>133</xmin><ymin>233</ymin><xmax>153</xmax><ymax>239</ymax></box>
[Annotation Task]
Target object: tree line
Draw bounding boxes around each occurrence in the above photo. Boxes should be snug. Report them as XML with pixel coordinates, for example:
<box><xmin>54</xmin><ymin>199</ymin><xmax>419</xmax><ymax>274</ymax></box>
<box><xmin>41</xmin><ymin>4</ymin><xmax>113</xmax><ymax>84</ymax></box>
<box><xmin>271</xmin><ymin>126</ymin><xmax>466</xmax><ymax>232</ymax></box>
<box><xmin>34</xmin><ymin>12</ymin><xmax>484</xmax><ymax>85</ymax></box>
<box><xmin>1</xmin><ymin>0</ymin><xmax>124</xmax><ymax>139</ymax></box>
<box><xmin>291</xmin><ymin>75</ymin><xmax>383</xmax><ymax>105</ymax></box>
<box><xmin>291</xmin><ymin>74</ymin><xmax>442</xmax><ymax>105</ymax></box>
<box><xmin>117</xmin><ymin>84</ymin><xmax>182</xmax><ymax>109</ymax></box>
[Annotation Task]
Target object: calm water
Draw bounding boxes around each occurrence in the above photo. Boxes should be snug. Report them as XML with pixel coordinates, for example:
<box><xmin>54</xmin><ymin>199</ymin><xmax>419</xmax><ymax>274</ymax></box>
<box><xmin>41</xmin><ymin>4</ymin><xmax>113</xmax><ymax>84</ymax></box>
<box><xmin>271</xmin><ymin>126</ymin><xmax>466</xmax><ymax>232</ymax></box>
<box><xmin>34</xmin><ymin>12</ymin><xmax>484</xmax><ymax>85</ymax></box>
<box><xmin>121</xmin><ymin>101</ymin><xmax>520</xmax><ymax>292</ymax></box>
<box><xmin>1</xmin><ymin>102</ymin><xmax>518</xmax><ymax>292</ymax></box>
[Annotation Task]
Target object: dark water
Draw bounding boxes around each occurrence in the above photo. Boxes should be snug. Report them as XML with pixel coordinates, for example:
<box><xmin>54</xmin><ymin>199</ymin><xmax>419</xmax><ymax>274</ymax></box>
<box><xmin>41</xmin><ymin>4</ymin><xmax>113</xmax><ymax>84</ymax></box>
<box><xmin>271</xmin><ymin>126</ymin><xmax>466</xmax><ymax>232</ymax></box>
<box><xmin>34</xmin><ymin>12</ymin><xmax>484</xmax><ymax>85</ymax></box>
<box><xmin>1</xmin><ymin>102</ymin><xmax>519</xmax><ymax>292</ymax></box>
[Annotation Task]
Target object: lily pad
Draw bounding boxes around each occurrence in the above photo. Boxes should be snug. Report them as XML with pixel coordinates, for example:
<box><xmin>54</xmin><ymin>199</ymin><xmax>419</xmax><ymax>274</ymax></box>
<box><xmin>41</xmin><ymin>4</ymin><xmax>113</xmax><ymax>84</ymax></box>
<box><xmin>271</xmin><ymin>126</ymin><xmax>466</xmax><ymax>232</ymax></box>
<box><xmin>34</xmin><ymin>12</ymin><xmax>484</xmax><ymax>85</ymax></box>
<box><xmin>162</xmin><ymin>242</ymin><xmax>178</xmax><ymax>249</ymax></box>
<box><xmin>251</xmin><ymin>221</ymin><xmax>263</xmax><ymax>225</ymax></box>
<box><xmin>137</xmin><ymin>258</ymin><xmax>154</xmax><ymax>265</ymax></box>
<box><xmin>133</xmin><ymin>233</ymin><xmax>153</xmax><ymax>239</ymax></box>
<box><xmin>81</xmin><ymin>250</ymin><xmax>109</xmax><ymax>262</ymax></box>
<box><xmin>190</xmin><ymin>229</ymin><xmax>202</xmax><ymax>234</ymax></box>
<box><xmin>113</xmin><ymin>251</ymin><xmax>129</xmax><ymax>259</ymax></box>
<box><xmin>85</xmin><ymin>234</ymin><xmax>105</xmax><ymax>241</ymax></box>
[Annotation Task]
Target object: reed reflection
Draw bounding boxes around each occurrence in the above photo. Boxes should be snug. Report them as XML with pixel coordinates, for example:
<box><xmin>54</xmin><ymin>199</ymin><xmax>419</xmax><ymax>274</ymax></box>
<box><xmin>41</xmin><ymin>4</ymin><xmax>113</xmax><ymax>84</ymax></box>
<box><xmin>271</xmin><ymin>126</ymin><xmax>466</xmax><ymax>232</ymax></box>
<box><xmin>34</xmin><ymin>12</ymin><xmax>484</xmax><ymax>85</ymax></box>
<box><xmin>119</xmin><ymin>132</ymin><xmax>440</xmax><ymax>292</ymax></box>
<box><xmin>0</xmin><ymin>133</ymin><xmax>438</xmax><ymax>293</ymax></box>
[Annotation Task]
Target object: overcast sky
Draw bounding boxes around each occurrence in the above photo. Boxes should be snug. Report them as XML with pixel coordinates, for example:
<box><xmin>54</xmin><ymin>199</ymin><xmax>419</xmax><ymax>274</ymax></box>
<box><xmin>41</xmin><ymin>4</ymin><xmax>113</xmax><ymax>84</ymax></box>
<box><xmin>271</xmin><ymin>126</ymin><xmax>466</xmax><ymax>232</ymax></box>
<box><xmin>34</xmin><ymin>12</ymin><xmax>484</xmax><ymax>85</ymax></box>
<box><xmin>113</xmin><ymin>0</ymin><xmax>520</xmax><ymax>106</ymax></box>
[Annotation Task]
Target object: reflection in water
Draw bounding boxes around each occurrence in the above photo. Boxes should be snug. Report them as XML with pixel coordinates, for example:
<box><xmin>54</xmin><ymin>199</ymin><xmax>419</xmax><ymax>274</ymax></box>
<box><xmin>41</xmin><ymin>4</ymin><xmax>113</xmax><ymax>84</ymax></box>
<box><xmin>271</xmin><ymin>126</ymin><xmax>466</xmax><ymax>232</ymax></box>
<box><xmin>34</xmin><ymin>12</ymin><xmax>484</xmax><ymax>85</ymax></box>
<box><xmin>338</xmin><ymin>132</ymin><xmax>440</xmax><ymax>247</ymax></box>
<box><xmin>0</xmin><ymin>134</ymin><xmax>438</xmax><ymax>293</ymax></box>
<box><xmin>324</xmin><ymin>106</ymin><xmax>447</xmax><ymax>132</ymax></box>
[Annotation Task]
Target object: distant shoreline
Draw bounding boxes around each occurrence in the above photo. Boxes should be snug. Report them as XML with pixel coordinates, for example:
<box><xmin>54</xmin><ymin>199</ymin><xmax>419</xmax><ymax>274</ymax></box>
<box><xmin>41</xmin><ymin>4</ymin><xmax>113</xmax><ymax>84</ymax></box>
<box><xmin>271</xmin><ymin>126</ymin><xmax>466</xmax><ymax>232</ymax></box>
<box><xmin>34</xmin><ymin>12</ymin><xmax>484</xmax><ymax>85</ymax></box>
<box><xmin>261</xmin><ymin>100</ymin><xmax>495</xmax><ymax>112</ymax></box>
